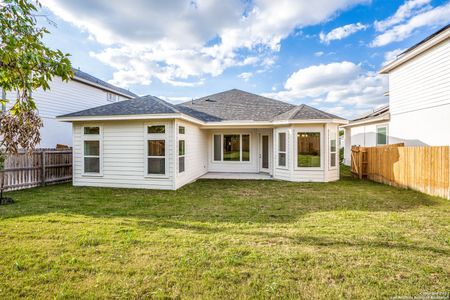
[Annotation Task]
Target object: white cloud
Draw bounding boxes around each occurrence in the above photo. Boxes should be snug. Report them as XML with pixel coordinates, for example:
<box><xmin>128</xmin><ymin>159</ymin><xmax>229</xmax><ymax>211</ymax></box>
<box><xmin>264</xmin><ymin>61</ymin><xmax>388</xmax><ymax>118</ymax></box>
<box><xmin>382</xmin><ymin>48</ymin><xmax>406</xmax><ymax>65</ymax></box>
<box><xmin>319</xmin><ymin>22</ymin><xmax>368</xmax><ymax>44</ymax></box>
<box><xmin>314</xmin><ymin>51</ymin><xmax>325</xmax><ymax>57</ymax></box>
<box><xmin>372</xmin><ymin>1</ymin><xmax>450</xmax><ymax>47</ymax></box>
<box><xmin>43</xmin><ymin>0</ymin><xmax>369</xmax><ymax>87</ymax></box>
<box><xmin>374</xmin><ymin>0</ymin><xmax>431</xmax><ymax>32</ymax></box>
<box><xmin>238</xmin><ymin>72</ymin><xmax>253</xmax><ymax>81</ymax></box>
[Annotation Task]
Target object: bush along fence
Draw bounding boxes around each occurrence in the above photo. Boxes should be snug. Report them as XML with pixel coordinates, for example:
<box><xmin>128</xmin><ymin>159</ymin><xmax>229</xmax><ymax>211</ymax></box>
<box><xmin>0</xmin><ymin>148</ymin><xmax>72</xmax><ymax>192</ymax></box>
<box><xmin>351</xmin><ymin>144</ymin><xmax>450</xmax><ymax>199</ymax></box>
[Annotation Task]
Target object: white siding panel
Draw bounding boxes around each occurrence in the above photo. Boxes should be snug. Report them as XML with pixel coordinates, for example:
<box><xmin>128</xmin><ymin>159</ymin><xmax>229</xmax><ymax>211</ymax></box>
<box><xmin>73</xmin><ymin>120</ymin><xmax>175</xmax><ymax>190</ymax></box>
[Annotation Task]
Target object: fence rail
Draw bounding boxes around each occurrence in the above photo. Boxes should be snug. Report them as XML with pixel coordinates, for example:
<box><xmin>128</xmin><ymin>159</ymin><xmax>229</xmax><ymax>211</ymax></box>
<box><xmin>351</xmin><ymin>144</ymin><xmax>450</xmax><ymax>199</ymax></box>
<box><xmin>1</xmin><ymin>149</ymin><xmax>72</xmax><ymax>191</ymax></box>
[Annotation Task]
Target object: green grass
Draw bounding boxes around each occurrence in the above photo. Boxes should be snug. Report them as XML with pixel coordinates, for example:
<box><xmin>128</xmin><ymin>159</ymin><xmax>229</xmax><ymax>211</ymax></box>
<box><xmin>0</xmin><ymin>167</ymin><xmax>449</xmax><ymax>299</ymax></box>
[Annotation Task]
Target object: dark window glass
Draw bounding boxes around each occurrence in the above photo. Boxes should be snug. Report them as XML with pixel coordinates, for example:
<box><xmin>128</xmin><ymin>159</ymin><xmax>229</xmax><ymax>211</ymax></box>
<box><xmin>278</xmin><ymin>153</ymin><xmax>286</xmax><ymax>167</ymax></box>
<box><xmin>84</xmin><ymin>141</ymin><xmax>99</xmax><ymax>156</ymax></box>
<box><xmin>84</xmin><ymin>157</ymin><xmax>99</xmax><ymax>173</ymax></box>
<box><xmin>377</xmin><ymin>126</ymin><xmax>387</xmax><ymax>145</ymax></box>
<box><xmin>148</xmin><ymin>158</ymin><xmax>165</xmax><ymax>174</ymax></box>
<box><xmin>148</xmin><ymin>125</ymin><xmax>165</xmax><ymax>134</ymax></box>
<box><xmin>213</xmin><ymin>135</ymin><xmax>221</xmax><ymax>161</ymax></box>
<box><xmin>279</xmin><ymin>132</ymin><xmax>286</xmax><ymax>151</ymax></box>
<box><xmin>148</xmin><ymin>140</ymin><xmax>165</xmax><ymax>156</ymax></box>
<box><xmin>262</xmin><ymin>135</ymin><xmax>269</xmax><ymax>168</ymax></box>
<box><xmin>179</xmin><ymin>126</ymin><xmax>185</xmax><ymax>134</ymax></box>
<box><xmin>179</xmin><ymin>157</ymin><xmax>185</xmax><ymax>173</ymax></box>
<box><xmin>223</xmin><ymin>135</ymin><xmax>240</xmax><ymax>161</ymax></box>
<box><xmin>330</xmin><ymin>153</ymin><xmax>337</xmax><ymax>167</ymax></box>
<box><xmin>297</xmin><ymin>132</ymin><xmax>321</xmax><ymax>167</ymax></box>
<box><xmin>84</xmin><ymin>127</ymin><xmax>100</xmax><ymax>135</ymax></box>
<box><xmin>242</xmin><ymin>134</ymin><xmax>250</xmax><ymax>161</ymax></box>
<box><xmin>179</xmin><ymin>140</ymin><xmax>185</xmax><ymax>156</ymax></box>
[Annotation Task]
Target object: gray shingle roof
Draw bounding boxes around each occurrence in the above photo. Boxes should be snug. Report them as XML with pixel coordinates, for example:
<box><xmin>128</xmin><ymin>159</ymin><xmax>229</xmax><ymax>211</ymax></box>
<box><xmin>59</xmin><ymin>89</ymin><xmax>346</xmax><ymax>122</ymax></box>
<box><xmin>177</xmin><ymin>89</ymin><xmax>295</xmax><ymax>121</ymax></box>
<box><xmin>73</xmin><ymin>69</ymin><xmax>137</xmax><ymax>98</ymax></box>
<box><xmin>273</xmin><ymin>104</ymin><xmax>344</xmax><ymax>121</ymax></box>
<box><xmin>351</xmin><ymin>105</ymin><xmax>389</xmax><ymax>122</ymax></box>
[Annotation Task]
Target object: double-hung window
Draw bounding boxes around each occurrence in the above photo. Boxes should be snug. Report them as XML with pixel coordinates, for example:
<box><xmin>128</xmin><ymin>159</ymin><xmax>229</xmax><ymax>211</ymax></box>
<box><xmin>178</xmin><ymin>126</ymin><xmax>185</xmax><ymax>173</ymax></box>
<box><xmin>146</xmin><ymin>125</ymin><xmax>166</xmax><ymax>175</ymax></box>
<box><xmin>329</xmin><ymin>130</ymin><xmax>337</xmax><ymax>168</ymax></box>
<box><xmin>213</xmin><ymin>134</ymin><xmax>250</xmax><ymax>162</ymax></box>
<box><xmin>83</xmin><ymin>126</ymin><xmax>101</xmax><ymax>175</ymax></box>
<box><xmin>278</xmin><ymin>132</ymin><xmax>287</xmax><ymax>167</ymax></box>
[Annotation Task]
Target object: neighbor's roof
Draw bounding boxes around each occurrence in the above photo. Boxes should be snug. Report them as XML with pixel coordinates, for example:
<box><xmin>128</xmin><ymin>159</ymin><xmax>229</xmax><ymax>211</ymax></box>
<box><xmin>341</xmin><ymin>105</ymin><xmax>389</xmax><ymax>128</ymax></box>
<box><xmin>59</xmin><ymin>89</ymin><xmax>346</xmax><ymax>123</ymax></box>
<box><xmin>380</xmin><ymin>24</ymin><xmax>450</xmax><ymax>73</ymax></box>
<box><xmin>73</xmin><ymin>69</ymin><xmax>137</xmax><ymax>98</ymax></box>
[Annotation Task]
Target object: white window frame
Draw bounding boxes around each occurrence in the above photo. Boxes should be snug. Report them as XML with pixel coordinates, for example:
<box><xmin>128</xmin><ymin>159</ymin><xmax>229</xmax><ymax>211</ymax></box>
<box><xmin>211</xmin><ymin>133</ymin><xmax>251</xmax><ymax>163</ymax></box>
<box><xmin>81</xmin><ymin>125</ymin><xmax>103</xmax><ymax>177</ymax></box>
<box><xmin>294</xmin><ymin>129</ymin><xmax>323</xmax><ymax>171</ymax></box>
<box><xmin>376</xmin><ymin>124</ymin><xmax>389</xmax><ymax>146</ymax></box>
<box><xmin>144</xmin><ymin>123</ymin><xmax>168</xmax><ymax>178</ymax></box>
<box><xmin>276</xmin><ymin>130</ymin><xmax>288</xmax><ymax>169</ymax></box>
<box><xmin>329</xmin><ymin>130</ymin><xmax>338</xmax><ymax>170</ymax></box>
<box><xmin>178</xmin><ymin>125</ymin><xmax>185</xmax><ymax>174</ymax></box>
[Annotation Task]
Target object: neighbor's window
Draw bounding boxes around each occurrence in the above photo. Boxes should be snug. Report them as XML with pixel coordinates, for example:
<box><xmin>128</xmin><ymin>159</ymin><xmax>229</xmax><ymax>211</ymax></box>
<box><xmin>147</xmin><ymin>125</ymin><xmax>166</xmax><ymax>175</ymax></box>
<box><xmin>278</xmin><ymin>132</ymin><xmax>286</xmax><ymax>167</ymax></box>
<box><xmin>148</xmin><ymin>125</ymin><xmax>165</xmax><ymax>134</ymax></box>
<box><xmin>179</xmin><ymin>140</ymin><xmax>185</xmax><ymax>173</ymax></box>
<box><xmin>297</xmin><ymin>132</ymin><xmax>321</xmax><ymax>168</ymax></box>
<box><xmin>179</xmin><ymin>126</ymin><xmax>185</xmax><ymax>134</ymax></box>
<box><xmin>329</xmin><ymin>131</ymin><xmax>337</xmax><ymax>168</ymax></box>
<box><xmin>107</xmin><ymin>92</ymin><xmax>118</xmax><ymax>102</ymax></box>
<box><xmin>213</xmin><ymin>134</ymin><xmax>250</xmax><ymax>162</ymax></box>
<box><xmin>377</xmin><ymin>125</ymin><xmax>388</xmax><ymax>145</ymax></box>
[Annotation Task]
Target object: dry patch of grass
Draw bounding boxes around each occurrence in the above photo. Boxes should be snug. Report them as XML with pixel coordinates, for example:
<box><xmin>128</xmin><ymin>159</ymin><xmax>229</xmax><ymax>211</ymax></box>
<box><xmin>0</xmin><ymin>168</ymin><xmax>449</xmax><ymax>299</ymax></box>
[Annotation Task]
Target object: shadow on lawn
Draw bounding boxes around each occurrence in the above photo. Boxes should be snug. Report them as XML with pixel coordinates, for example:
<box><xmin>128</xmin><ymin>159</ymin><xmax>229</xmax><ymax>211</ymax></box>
<box><xmin>0</xmin><ymin>168</ymin><xmax>445</xmax><ymax>225</ymax></box>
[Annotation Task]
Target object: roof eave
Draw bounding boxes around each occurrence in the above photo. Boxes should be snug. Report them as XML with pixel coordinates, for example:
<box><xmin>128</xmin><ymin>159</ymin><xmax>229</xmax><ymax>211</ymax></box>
<box><xmin>379</xmin><ymin>27</ymin><xmax>450</xmax><ymax>74</ymax></box>
<box><xmin>57</xmin><ymin>113</ymin><xmax>205</xmax><ymax>125</ymax></box>
<box><xmin>72</xmin><ymin>76</ymin><xmax>136</xmax><ymax>99</ymax></box>
<box><xmin>340</xmin><ymin>114</ymin><xmax>390</xmax><ymax>128</ymax></box>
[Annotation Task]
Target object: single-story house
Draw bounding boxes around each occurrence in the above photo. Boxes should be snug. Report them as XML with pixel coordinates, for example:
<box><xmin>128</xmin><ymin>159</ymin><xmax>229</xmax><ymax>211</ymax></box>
<box><xmin>2</xmin><ymin>68</ymin><xmax>136</xmax><ymax>148</ymax></box>
<box><xmin>342</xmin><ymin>24</ymin><xmax>450</xmax><ymax>165</ymax></box>
<box><xmin>58</xmin><ymin>89</ymin><xmax>347</xmax><ymax>190</ymax></box>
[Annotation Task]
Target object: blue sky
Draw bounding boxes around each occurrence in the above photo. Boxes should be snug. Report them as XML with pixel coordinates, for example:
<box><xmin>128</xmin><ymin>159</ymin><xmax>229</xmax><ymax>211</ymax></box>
<box><xmin>40</xmin><ymin>0</ymin><xmax>450</xmax><ymax>118</ymax></box>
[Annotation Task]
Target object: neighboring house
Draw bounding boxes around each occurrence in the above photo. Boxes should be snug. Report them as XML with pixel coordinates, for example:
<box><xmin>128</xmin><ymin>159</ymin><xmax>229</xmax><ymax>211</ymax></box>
<box><xmin>58</xmin><ymin>89</ymin><xmax>347</xmax><ymax>190</ymax></box>
<box><xmin>343</xmin><ymin>24</ymin><xmax>450</xmax><ymax>165</ymax></box>
<box><xmin>342</xmin><ymin>105</ymin><xmax>390</xmax><ymax>165</ymax></box>
<box><xmin>1</xmin><ymin>69</ymin><xmax>137</xmax><ymax>148</ymax></box>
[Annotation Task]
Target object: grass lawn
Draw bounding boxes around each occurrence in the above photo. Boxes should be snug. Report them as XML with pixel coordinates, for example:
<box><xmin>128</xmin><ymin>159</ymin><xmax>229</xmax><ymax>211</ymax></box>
<box><xmin>0</xmin><ymin>167</ymin><xmax>449</xmax><ymax>299</ymax></box>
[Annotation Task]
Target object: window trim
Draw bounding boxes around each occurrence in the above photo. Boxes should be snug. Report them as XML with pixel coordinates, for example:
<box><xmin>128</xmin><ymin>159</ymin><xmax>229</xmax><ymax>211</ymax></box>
<box><xmin>178</xmin><ymin>139</ymin><xmax>185</xmax><ymax>174</ymax></box>
<box><xmin>106</xmin><ymin>92</ymin><xmax>118</xmax><ymax>102</ymax></box>
<box><xmin>294</xmin><ymin>129</ymin><xmax>323</xmax><ymax>171</ymax></box>
<box><xmin>81</xmin><ymin>125</ymin><xmax>103</xmax><ymax>177</ymax></box>
<box><xmin>276</xmin><ymin>130</ymin><xmax>288</xmax><ymax>169</ymax></box>
<box><xmin>329</xmin><ymin>129</ymin><xmax>338</xmax><ymax>170</ymax></box>
<box><xmin>376</xmin><ymin>124</ymin><xmax>389</xmax><ymax>146</ymax></box>
<box><xmin>144</xmin><ymin>123</ymin><xmax>168</xmax><ymax>178</ymax></box>
<box><xmin>211</xmin><ymin>133</ymin><xmax>251</xmax><ymax>163</ymax></box>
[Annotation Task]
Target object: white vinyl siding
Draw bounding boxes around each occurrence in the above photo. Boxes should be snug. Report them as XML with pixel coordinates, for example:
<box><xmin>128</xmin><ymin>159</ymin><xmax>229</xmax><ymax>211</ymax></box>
<box><xmin>4</xmin><ymin>76</ymin><xmax>132</xmax><ymax>147</ymax></box>
<box><xmin>73</xmin><ymin>120</ymin><xmax>174</xmax><ymax>190</ymax></box>
<box><xmin>388</xmin><ymin>36</ymin><xmax>450</xmax><ymax>147</ymax></box>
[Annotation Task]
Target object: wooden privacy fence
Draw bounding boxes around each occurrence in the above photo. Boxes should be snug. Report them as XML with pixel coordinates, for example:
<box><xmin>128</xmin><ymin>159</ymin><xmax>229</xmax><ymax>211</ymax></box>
<box><xmin>351</xmin><ymin>144</ymin><xmax>450</xmax><ymax>199</ymax></box>
<box><xmin>0</xmin><ymin>148</ymin><xmax>72</xmax><ymax>191</ymax></box>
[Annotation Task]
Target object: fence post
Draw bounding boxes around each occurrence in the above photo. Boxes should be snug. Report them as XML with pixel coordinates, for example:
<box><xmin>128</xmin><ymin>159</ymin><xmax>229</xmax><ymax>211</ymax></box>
<box><xmin>41</xmin><ymin>151</ymin><xmax>46</xmax><ymax>186</ymax></box>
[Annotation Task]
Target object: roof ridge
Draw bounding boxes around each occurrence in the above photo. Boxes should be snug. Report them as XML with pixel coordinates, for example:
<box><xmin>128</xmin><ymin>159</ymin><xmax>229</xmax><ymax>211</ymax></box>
<box><xmin>150</xmin><ymin>96</ymin><xmax>180</xmax><ymax>113</ymax></box>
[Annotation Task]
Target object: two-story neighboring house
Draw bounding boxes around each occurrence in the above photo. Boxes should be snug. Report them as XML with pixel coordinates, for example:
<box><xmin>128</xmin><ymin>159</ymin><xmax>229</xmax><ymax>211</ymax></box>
<box><xmin>1</xmin><ymin>69</ymin><xmax>137</xmax><ymax>148</ymax></box>
<box><xmin>343</xmin><ymin>24</ymin><xmax>450</xmax><ymax>165</ymax></box>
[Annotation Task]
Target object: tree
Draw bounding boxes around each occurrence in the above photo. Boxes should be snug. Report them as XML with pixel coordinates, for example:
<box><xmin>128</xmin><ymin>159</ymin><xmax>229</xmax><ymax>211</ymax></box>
<box><xmin>0</xmin><ymin>0</ymin><xmax>73</xmax><ymax>154</ymax></box>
